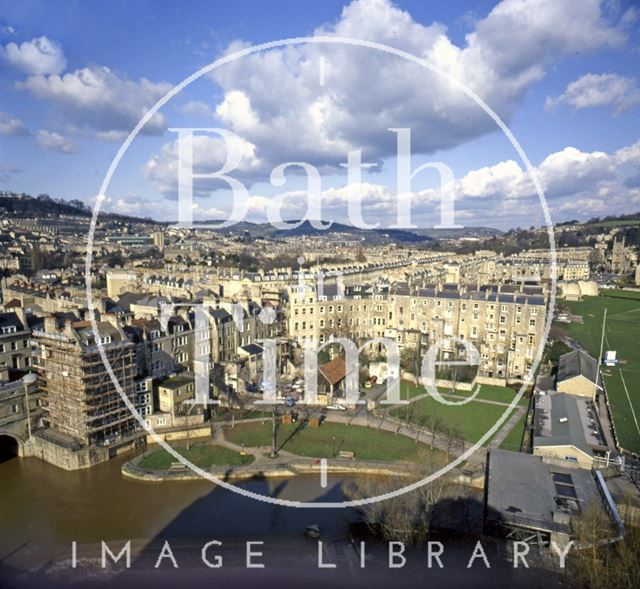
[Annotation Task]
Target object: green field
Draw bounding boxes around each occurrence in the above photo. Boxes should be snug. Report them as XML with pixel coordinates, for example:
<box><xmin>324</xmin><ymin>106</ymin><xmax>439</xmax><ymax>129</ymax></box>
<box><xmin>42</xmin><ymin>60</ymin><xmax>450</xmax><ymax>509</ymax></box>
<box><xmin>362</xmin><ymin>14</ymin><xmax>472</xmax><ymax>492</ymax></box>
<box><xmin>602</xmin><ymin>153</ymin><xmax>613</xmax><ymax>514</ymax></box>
<box><xmin>393</xmin><ymin>382</ymin><xmax>522</xmax><ymax>445</ymax></box>
<box><xmin>224</xmin><ymin>421</ymin><xmax>432</xmax><ymax>461</ymax></box>
<box><xmin>498</xmin><ymin>411</ymin><xmax>528</xmax><ymax>452</ymax></box>
<box><xmin>140</xmin><ymin>442</ymin><xmax>253</xmax><ymax>470</ymax></box>
<box><xmin>401</xmin><ymin>382</ymin><xmax>529</xmax><ymax>406</ymax></box>
<box><xmin>561</xmin><ymin>292</ymin><xmax>640</xmax><ymax>454</ymax></box>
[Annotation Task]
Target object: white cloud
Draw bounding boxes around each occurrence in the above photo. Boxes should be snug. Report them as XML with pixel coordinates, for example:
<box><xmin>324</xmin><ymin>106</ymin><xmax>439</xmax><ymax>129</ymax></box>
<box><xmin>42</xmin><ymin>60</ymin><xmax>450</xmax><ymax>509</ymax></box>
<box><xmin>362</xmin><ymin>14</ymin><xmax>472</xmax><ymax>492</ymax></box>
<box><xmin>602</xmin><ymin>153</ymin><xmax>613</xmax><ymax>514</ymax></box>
<box><xmin>35</xmin><ymin>130</ymin><xmax>76</xmax><ymax>153</ymax></box>
<box><xmin>0</xmin><ymin>111</ymin><xmax>28</xmax><ymax>135</ymax></box>
<box><xmin>226</xmin><ymin>139</ymin><xmax>640</xmax><ymax>226</ymax></box>
<box><xmin>546</xmin><ymin>73</ymin><xmax>640</xmax><ymax>114</ymax></box>
<box><xmin>18</xmin><ymin>65</ymin><xmax>172</xmax><ymax>135</ymax></box>
<box><xmin>142</xmin><ymin>131</ymin><xmax>262</xmax><ymax>196</ymax></box>
<box><xmin>197</xmin><ymin>0</ymin><xmax>626</xmax><ymax>172</ymax></box>
<box><xmin>141</xmin><ymin>133</ymin><xmax>640</xmax><ymax>227</ymax></box>
<box><xmin>1</xmin><ymin>36</ymin><xmax>66</xmax><ymax>75</ymax></box>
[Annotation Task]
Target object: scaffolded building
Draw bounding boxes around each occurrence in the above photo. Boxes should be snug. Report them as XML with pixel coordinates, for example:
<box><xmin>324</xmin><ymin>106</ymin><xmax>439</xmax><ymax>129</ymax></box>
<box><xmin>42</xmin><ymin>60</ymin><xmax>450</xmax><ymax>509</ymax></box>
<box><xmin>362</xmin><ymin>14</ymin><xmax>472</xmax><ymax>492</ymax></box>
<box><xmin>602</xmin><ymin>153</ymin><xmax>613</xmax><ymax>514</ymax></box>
<box><xmin>34</xmin><ymin>315</ymin><xmax>137</xmax><ymax>447</ymax></box>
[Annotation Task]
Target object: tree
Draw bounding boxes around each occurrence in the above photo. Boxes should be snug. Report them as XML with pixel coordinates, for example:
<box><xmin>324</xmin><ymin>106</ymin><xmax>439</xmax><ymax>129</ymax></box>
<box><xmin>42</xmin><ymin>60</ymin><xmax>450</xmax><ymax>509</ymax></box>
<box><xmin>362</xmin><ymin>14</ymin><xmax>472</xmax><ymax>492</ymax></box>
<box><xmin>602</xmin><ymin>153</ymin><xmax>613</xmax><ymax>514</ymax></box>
<box><xmin>344</xmin><ymin>449</ymin><xmax>451</xmax><ymax>544</ymax></box>
<box><xmin>568</xmin><ymin>502</ymin><xmax>640</xmax><ymax>589</ymax></box>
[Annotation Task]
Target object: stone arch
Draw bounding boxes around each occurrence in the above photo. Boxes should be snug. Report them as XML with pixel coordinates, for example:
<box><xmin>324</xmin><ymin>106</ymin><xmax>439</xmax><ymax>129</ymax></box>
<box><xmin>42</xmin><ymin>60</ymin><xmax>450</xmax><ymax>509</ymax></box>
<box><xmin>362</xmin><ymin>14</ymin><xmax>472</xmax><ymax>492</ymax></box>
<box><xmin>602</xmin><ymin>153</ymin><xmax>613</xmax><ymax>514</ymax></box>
<box><xmin>0</xmin><ymin>432</ymin><xmax>22</xmax><ymax>462</ymax></box>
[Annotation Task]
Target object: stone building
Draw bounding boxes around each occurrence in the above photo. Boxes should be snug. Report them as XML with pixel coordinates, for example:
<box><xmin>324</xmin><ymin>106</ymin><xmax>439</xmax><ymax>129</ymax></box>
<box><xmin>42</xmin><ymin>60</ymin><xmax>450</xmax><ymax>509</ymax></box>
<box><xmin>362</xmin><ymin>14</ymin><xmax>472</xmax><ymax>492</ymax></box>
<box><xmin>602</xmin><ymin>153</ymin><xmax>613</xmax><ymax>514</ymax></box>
<box><xmin>287</xmin><ymin>282</ymin><xmax>547</xmax><ymax>383</ymax></box>
<box><xmin>0</xmin><ymin>311</ymin><xmax>32</xmax><ymax>378</ymax></box>
<box><xmin>33</xmin><ymin>315</ymin><xmax>137</xmax><ymax>447</ymax></box>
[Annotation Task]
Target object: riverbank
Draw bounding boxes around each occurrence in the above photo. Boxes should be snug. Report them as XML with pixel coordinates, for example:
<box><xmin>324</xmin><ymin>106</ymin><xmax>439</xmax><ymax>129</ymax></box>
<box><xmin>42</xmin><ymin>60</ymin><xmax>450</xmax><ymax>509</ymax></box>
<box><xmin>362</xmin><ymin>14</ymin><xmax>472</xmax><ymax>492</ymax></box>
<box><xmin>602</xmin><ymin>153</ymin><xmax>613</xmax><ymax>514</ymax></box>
<box><xmin>122</xmin><ymin>449</ymin><xmax>416</xmax><ymax>482</ymax></box>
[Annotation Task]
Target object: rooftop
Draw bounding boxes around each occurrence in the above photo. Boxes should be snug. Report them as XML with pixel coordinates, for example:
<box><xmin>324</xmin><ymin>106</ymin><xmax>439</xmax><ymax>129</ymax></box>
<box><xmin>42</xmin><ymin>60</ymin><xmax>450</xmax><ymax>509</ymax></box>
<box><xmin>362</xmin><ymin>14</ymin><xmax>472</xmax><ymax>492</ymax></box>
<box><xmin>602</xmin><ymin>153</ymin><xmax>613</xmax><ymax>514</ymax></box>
<box><xmin>486</xmin><ymin>449</ymin><xmax>606</xmax><ymax>535</ymax></box>
<box><xmin>534</xmin><ymin>392</ymin><xmax>607</xmax><ymax>455</ymax></box>
<box><xmin>158</xmin><ymin>372</ymin><xmax>195</xmax><ymax>390</ymax></box>
<box><xmin>557</xmin><ymin>349</ymin><xmax>598</xmax><ymax>384</ymax></box>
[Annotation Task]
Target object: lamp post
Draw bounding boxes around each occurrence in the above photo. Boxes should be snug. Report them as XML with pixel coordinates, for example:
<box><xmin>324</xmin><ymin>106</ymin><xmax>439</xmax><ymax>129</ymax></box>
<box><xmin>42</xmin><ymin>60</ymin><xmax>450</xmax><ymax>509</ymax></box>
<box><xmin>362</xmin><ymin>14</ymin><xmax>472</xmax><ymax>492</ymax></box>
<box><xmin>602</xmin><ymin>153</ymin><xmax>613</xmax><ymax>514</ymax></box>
<box><xmin>332</xmin><ymin>435</ymin><xmax>336</xmax><ymax>458</ymax></box>
<box><xmin>22</xmin><ymin>372</ymin><xmax>38</xmax><ymax>441</ymax></box>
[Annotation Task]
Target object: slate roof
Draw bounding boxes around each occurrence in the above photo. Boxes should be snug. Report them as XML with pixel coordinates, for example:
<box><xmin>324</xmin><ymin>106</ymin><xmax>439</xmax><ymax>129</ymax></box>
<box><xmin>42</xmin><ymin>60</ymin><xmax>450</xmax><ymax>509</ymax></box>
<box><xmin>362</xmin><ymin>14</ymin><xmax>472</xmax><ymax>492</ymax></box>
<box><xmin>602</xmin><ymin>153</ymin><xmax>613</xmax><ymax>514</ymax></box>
<box><xmin>534</xmin><ymin>392</ymin><xmax>607</xmax><ymax>455</ymax></box>
<box><xmin>0</xmin><ymin>311</ymin><xmax>25</xmax><ymax>332</ymax></box>
<box><xmin>240</xmin><ymin>343</ymin><xmax>263</xmax><ymax>356</ymax></box>
<box><xmin>486</xmin><ymin>449</ymin><xmax>604</xmax><ymax>535</ymax></box>
<box><xmin>557</xmin><ymin>350</ymin><xmax>598</xmax><ymax>384</ymax></box>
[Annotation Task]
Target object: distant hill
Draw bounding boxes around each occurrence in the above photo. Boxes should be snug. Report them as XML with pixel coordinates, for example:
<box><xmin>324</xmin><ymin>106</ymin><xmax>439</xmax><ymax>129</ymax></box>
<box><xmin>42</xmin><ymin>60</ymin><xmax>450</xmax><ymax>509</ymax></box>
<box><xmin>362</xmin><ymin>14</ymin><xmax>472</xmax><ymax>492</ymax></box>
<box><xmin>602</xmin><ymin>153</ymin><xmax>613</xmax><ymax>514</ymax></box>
<box><xmin>196</xmin><ymin>219</ymin><xmax>502</xmax><ymax>243</ymax></box>
<box><xmin>0</xmin><ymin>191</ymin><xmax>504</xmax><ymax>240</ymax></box>
<box><xmin>555</xmin><ymin>211</ymin><xmax>640</xmax><ymax>249</ymax></box>
<box><xmin>0</xmin><ymin>192</ymin><xmax>158</xmax><ymax>224</ymax></box>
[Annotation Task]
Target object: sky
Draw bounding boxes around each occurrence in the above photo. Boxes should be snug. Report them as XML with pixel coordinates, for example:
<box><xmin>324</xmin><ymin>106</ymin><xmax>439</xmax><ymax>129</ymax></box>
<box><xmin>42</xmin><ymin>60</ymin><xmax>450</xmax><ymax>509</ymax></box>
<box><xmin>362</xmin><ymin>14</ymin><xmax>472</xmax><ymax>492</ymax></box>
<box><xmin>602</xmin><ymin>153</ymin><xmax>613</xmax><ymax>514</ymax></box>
<box><xmin>1</xmin><ymin>0</ymin><xmax>639</xmax><ymax>230</ymax></box>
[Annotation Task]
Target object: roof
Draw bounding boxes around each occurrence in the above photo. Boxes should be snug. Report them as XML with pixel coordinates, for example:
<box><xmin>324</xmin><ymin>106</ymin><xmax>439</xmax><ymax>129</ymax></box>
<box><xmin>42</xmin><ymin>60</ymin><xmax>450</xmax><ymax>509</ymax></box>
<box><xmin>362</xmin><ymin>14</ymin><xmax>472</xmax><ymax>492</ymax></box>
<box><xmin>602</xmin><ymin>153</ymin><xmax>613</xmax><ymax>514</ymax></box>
<box><xmin>534</xmin><ymin>392</ymin><xmax>607</xmax><ymax>455</ymax></box>
<box><xmin>557</xmin><ymin>350</ymin><xmax>598</xmax><ymax>384</ymax></box>
<box><xmin>240</xmin><ymin>343</ymin><xmax>263</xmax><ymax>356</ymax></box>
<box><xmin>319</xmin><ymin>356</ymin><xmax>347</xmax><ymax>386</ymax></box>
<box><xmin>0</xmin><ymin>311</ymin><xmax>25</xmax><ymax>332</ymax></box>
<box><xmin>486</xmin><ymin>449</ymin><xmax>605</xmax><ymax>535</ymax></box>
<box><xmin>117</xmin><ymin>292</ymin><xmax>149</xmax><ymax>311</ymax></box>
<box><xmin>158</xmin><ymin>372</ymin><xmax>195</xmax><ymax>390</ymax></box>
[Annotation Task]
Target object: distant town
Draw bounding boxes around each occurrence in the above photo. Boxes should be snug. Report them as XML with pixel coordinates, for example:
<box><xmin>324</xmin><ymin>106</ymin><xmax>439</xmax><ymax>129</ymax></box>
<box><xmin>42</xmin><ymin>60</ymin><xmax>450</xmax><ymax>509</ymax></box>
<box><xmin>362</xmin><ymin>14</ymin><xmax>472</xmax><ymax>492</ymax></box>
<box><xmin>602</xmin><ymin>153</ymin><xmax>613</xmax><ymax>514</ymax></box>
<box><xmin>1</xmin><ymin>191</ymin><xmax>640</xmax><ymax>583</ymax></box>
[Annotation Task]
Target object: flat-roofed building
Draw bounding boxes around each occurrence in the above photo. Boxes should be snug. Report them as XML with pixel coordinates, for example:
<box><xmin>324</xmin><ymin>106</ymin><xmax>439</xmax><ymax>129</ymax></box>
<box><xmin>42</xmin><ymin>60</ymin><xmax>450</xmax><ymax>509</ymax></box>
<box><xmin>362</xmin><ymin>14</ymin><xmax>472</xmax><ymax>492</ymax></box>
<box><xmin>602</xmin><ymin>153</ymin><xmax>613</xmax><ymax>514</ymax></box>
<box><xmin>533</xmin><ymin>392</ymin><xmax>609</xmax><ymax>468</ymax></box>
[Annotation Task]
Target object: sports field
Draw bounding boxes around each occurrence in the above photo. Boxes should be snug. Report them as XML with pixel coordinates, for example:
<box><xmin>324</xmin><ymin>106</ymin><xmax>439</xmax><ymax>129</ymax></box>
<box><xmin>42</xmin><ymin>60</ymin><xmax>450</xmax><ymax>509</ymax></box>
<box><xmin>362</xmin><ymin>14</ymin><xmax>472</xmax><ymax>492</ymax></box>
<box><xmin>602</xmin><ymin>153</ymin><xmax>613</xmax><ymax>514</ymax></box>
<box><xmin>561</xmin><ymin>291</ymin><xmax>640</xmax><ymax>454</ymax></box>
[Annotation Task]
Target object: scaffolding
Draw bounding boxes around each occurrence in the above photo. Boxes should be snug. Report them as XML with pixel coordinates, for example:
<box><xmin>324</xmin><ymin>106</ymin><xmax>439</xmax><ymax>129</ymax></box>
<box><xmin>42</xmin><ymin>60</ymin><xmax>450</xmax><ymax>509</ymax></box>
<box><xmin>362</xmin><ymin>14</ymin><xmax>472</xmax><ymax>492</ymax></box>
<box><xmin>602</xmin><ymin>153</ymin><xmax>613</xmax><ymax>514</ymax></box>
<box><xmin>37</xmin><ymin>333</ymin><xmax>137</xmax><ymax>446</ymax></box>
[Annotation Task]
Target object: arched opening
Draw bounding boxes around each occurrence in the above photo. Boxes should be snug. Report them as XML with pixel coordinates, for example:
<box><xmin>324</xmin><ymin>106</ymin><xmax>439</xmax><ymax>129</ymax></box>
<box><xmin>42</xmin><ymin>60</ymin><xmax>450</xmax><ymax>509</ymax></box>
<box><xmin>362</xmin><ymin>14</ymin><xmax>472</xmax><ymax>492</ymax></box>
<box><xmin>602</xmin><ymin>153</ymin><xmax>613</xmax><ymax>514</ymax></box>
<box><xmin>0</xmin><ymin>434</ymin><xmax>20</xmax><ymax>463</ymax></box>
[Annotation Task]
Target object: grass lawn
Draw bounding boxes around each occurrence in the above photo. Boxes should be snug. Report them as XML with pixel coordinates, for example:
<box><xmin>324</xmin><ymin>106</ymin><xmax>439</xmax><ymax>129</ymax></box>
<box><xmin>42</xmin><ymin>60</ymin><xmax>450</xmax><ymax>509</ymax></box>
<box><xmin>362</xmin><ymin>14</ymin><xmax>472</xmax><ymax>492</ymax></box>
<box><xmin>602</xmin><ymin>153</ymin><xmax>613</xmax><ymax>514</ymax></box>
<box><xmin>560</xmin><ymin>293</ymin><xmax>640</xmax><ymax>454</ymax></box>
<box><xmin>498</xmin><ymin>411</ymin><xmax>528</xmax><ymax>452</ymax></box>
<box><xmin>140</xmin><ymin>442</ymin><xmax>253</xmax><ymax>470</ymax></box>
<box><xmin>393</xmin><ymin>382</ymin><xmax>526</xmax><ymax>445</ymax></box>
<box><xmin>400</xmin><ymin>382</ymin><xmax>529</xmax><ymax>406</ymax></box>
<box><xmin>394</xmin><ymin>394</ymin><xmax>509</xmax><ymax>444</ymax></box>
<box><xmin>224</xmin><ymin>421</ymin><xmax>431</xmax><ymax>461</ymax></box>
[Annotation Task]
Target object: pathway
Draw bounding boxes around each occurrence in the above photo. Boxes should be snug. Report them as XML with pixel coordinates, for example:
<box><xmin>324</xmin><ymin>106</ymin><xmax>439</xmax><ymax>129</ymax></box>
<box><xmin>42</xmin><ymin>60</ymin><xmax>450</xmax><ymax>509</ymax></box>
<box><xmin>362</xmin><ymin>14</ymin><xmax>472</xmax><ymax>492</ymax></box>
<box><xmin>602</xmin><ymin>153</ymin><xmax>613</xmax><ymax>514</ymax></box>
<box><xmin>487</xmin><ymin>406</ymin><xmax>527</xmax><ymax>450</ymax></box>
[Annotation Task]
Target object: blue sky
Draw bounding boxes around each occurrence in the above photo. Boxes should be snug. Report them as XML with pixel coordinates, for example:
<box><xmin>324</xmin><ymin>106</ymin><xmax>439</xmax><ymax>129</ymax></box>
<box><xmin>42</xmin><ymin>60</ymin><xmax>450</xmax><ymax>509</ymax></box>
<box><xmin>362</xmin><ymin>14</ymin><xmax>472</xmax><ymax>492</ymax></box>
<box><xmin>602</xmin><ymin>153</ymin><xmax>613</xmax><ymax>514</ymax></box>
<box><xmin>1</xmin><ymin>0</ymin><xmax>639</xmax><ymax>230</ymax></box>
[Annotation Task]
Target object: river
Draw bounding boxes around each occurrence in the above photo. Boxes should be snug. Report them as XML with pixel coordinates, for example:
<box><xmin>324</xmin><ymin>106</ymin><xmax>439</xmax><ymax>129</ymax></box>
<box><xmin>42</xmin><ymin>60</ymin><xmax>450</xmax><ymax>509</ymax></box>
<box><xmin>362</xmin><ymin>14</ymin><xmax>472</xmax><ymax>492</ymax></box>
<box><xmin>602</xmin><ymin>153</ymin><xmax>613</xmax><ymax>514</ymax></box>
<box><xmin>0</xmin><ymin>451</ymin><xmax>364</xmax><ymax>569</ymax></box>
<box><xmin>0</xmin><ymin>453</ymin><xmax>564</xmax><ymax>588</ymax></box>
